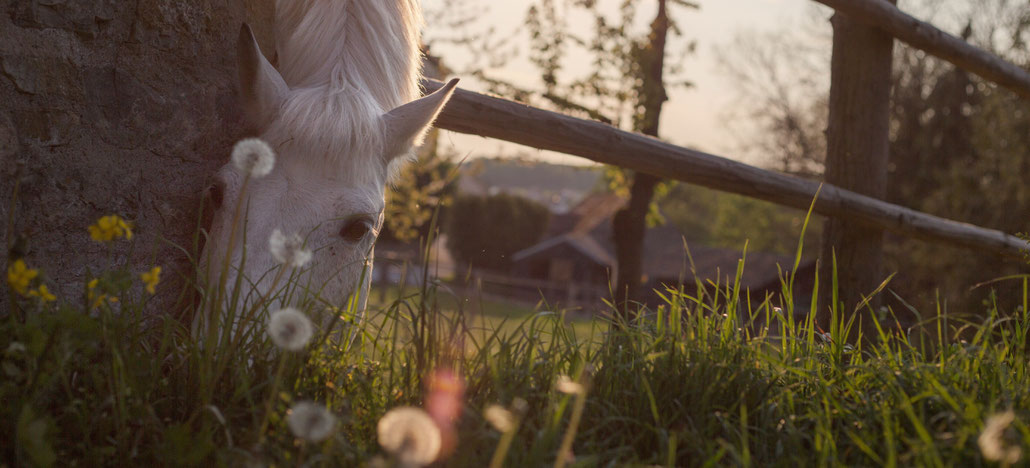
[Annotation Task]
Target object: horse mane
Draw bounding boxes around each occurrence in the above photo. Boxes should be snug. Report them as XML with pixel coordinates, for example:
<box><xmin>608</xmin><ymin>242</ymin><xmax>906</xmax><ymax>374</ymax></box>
<box><xmin>270</xmin><ymin>0</ymin><xmax>424</xmax><ymax>181</ymax></box>
<box><xmin>275</xmin><ymin>0</ymin><xmax>423</xmax><ymax>108</ymax></box>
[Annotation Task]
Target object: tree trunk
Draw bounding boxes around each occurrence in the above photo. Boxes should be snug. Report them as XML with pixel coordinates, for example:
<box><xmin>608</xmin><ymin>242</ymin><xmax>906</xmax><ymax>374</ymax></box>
<box><xmin>819</xmin><ymin>3</ymin><xmax>895</xmax><ymax>337</ymax></box>
<box><xmin>1</xmin><ymin>0</ymin><xmax>273</xmax><ymax>311</ymax></box>
<box><xmin>613</xmin><ymin>0</ymin><xmax>669</xmax><ymax>315</ymax></box>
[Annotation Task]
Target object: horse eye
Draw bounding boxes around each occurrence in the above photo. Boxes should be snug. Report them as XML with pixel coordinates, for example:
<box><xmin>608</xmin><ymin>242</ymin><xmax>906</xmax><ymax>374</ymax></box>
<box><xmin>340</xmin><ymin>217</ymin><xmax>373</xmax><ymax>243</ymax></box>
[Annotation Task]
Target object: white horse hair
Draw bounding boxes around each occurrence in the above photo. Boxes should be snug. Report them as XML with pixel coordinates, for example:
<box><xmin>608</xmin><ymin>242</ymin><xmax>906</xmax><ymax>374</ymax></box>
<box><xmin>199</xmin><ymin>0</ymin><xmax>458</xmax><ymax>332</ymax></box>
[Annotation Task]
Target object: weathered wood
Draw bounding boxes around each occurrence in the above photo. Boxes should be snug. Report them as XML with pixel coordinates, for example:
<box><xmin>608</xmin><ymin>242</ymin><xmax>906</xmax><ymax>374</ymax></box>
<box><xmin>814</xmin><ymin>0</ymin><xmax>1030</xmax><ymax>101</ymax></box>
<box><xmin>820</xmin><ymin>4</ymin><xmax>895</xmax><ymax>326</ymax></box>
<box><xmin>422</xmin><ymin>78</ymin><xmax>1030</xmax><ymax>260</ymax></box>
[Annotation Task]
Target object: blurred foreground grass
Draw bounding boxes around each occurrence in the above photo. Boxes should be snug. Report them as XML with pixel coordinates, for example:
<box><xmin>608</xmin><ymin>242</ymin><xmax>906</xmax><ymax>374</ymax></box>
<box><xmin>4</xmin><ymin>212</ymin><xmax>1030</xmax><ymax>467</ymax></box>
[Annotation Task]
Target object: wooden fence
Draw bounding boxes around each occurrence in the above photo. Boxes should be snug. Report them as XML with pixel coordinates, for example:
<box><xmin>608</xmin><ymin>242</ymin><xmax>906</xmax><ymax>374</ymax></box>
<box><xmin>423</xmin><ymin>0</ymin><xmax>1030</xmax><ymax>318</ymax></box>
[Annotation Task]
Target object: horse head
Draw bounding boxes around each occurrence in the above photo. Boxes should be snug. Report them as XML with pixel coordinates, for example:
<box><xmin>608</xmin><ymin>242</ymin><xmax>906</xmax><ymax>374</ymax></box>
<box><xmin>198</xmin><ymin>24</ymin><xmax>457</xmax><ymax>332</ymax></box>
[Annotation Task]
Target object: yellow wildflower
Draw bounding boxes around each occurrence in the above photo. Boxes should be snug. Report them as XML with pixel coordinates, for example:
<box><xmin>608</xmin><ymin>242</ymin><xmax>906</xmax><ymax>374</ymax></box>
<box><xmin>28</xmin><ymin>284</ymin><xmax>57</xmax><ymax>303</ymax></box>
<box><xmin>90</xmin><ymin>294</ymin><xmax>118</xmax><ymax>308</ymax></box>
<box><xmin>88</xmin><ymin>215</ymin><xmax>133</xmax><ymax>243</ymax></box>
<box><xmin>87</xmin><ymin>278</ymin><xmax>117</xmax><ymax>308</ymax></box>
<box><xmin>7</xmin><ymin>259</ymin><xmax>39</xmax><ymax>296</ymax></box>
<box><xmin>141</xmin><ymin>266</ymin><xmax>161</xmax><ymax>295</ymax></box>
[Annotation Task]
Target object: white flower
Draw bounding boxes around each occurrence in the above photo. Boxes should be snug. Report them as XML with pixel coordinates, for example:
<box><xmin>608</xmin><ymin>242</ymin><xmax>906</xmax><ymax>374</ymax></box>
<box><xmin>979</xmin><ymin>411</ymin><xmax>1022</xmax><ymax>464</ymax></box>
<box><xmin>484</xmin><ymin>404</ymin><xmax>515</xmax><ymax>433</ymax></box>
<box><xmin>287</xmin><ymin>401</ymin><xmax>336</xmax><ymax>442</ymax></box>
<box><xmin>555</xmin><ymin>375</ymin><xmax>584</xmax><ymax>395</ymax></box>
<box><xmin>377</xmin><ymin>406</ymin><xmax>442</xmax><ymax>467</ymax></box>
<box><xmin>267</xmin><ymin>307</ymin><xmax>314</xmax><ymax>351</ymax></box>
<box><xmin>231</xmin><ymin>138</ymin><xmax>275</xmax><ymax>177</ymax></box>
<box><xmin>269</xmin><ymin>229</ymin><xmax>313</xmax><ymax>268</ymax></box>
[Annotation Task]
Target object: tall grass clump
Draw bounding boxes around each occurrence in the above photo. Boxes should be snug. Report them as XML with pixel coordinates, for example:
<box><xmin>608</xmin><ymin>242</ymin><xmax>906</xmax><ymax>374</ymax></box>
<box><xmin>4</xmin><ymin>145</ymin><xmax>1030</xmax><ymax>466</ymax></box>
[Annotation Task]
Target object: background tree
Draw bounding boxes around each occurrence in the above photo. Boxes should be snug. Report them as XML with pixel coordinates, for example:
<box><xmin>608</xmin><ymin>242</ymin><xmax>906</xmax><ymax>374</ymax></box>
<box><xmin>444</xmin><ymin>193</ymin><xmax>550</xmax><ymax>271</ymax></box>
<box><xmin>660</xmin><ymin>183</ymin><xmax>819</xmax><ymax>256</ymax></box>
<box><xmin>521</xmin><ymin>0</ymin><xmax>698</xmax><ymax>315</ymax></box>
<box><xmin>715</xmin><ymin>24</ymin><xmax>830</xmax><ymax>178</ymax></box>
<box><xmin>716</xmin><ymin>0</ymin><xmax>1030</xmax><ymax>315</ymax></box>
<box><xmin>380</xmin><ymin>139</ymin><xmax>459</xmax><ymax>246</ymax></box>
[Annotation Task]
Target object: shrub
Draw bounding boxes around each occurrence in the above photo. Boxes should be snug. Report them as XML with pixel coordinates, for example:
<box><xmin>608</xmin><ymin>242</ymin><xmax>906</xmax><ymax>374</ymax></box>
<box><xmin>444</xmin><ymin>192</ymin><xmax>551</xmax><ymax>271</ymax></box>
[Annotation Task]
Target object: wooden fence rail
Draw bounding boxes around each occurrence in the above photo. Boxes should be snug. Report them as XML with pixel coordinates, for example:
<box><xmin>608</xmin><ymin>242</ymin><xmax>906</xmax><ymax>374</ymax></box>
<box><xmin>423</xmin><ymin>78</ymin><xmax>1029</xmax><ymax>259</ymax></box>
<box><xmin>815</xmin><ymin>0</ymin><xmax>1030</xmax><ymax>101</ymax></box>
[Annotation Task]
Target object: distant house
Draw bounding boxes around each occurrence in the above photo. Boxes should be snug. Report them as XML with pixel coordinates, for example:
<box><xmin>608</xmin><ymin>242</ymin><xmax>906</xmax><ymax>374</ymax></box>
<box><xmin>511</xmin><ymin>192</ymin><xmax>816</xmax><ymax>311</ymax></box>
<box><xmin>509</xmin><ymin>192</ymin><xmax>622</xmax><ymax>306</ymax></box>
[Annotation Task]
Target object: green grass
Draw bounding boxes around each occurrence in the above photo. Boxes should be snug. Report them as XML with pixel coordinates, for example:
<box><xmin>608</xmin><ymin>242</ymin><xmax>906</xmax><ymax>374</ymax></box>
<box><xmin>5</xmin><ymin>247</ymin><xmax>1030</xmax><ymax>467</ymax></box>
<box><xmin>4</xmin><ymin>205</ymin><xmax>1030</xmax><ymax>466</ymax></box>
<box><xmin>370</xmin><ymin>284</ymin><xmax>600</xmax><ymax>343</ymax></box>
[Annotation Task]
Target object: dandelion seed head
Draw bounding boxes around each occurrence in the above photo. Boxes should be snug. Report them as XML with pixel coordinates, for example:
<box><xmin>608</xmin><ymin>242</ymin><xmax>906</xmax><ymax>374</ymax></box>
<box><xmin>556</xmin><ymin>375</ymin><xmax>584</xmax><ymax>395</ymax></box>
<box><xmin>377</xmin><ymin>406</ymin><xmax>441</xmax><ymax>467</ymax></box>
<box><xmin>269</xmin><ymin>229</ymin><xmax>313</xmax><ymax>268</ymax></box>
<box><xmin>484</xmin><ymin>405</ymin><xmax>515</xmax><ymax>433</ymax></box>
<box><xmin>231</xmin><ymin>138</ymin><xmax>275</xmax><ymax>177</ymax></box>
<box><xmin>511</xmin><ymin>397</ymin><xmax>529</xmax><ymax>415</ymax></box>
<box><xmin>287</xmin><ymin>401</ymin><xmax>336</xmax><ymax>442</ymax></box>
<box><xmin>267</xmin><ymin>307</ymin><xmax>314</xmax><ymax>351</ymax></box>
<box><xmin>979</xmin><ymin>411</ymin><xmax>1022</xmax><ymax>464</ymax></box>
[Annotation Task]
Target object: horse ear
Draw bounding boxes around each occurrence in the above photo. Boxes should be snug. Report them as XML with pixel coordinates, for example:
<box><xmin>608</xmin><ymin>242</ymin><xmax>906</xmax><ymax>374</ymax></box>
<box><xmin>238</xmin><ymin>23</ymin><xmax>287</xmax><ymax>129</ymax></box>
<box><xmin>382</xmin><ymin>78</ymin><xmax>460</xmax><ymax>161</ymax></box>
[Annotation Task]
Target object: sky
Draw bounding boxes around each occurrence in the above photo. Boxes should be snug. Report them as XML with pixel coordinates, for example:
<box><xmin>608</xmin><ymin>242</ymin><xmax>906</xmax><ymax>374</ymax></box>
<box><xmin>421</xmin><ymin>0</ymin><xmax>829</xmax><ymax>167</ymax></box>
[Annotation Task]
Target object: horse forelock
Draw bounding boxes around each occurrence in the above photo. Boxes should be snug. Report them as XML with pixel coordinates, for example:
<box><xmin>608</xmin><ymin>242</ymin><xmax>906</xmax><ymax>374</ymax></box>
<box><xmin>263</xmin><ymin>86</ymin><xmax>388</xmax><ymax>188</ymax></box>
<box><xmin>266</xmin><ymin>0</ymin><xmax>425</xmax><ymax>187</ymax></box>
<box><xmin>275</xmin><ymin>0</ymin><xmax>423</xmax><ymax>109</ymax></box>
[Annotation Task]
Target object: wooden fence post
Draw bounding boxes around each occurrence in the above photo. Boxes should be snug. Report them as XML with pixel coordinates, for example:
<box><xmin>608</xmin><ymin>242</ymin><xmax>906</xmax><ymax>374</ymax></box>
<box><xmin>819</xmin><ymin>1</ymin><xmax>896</xmax><ymax>335</ymax></box>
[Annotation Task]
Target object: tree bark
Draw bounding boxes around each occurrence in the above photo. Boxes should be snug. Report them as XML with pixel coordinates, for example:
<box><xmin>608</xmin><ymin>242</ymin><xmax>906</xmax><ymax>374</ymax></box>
<box><xmin>613</xmin><ymin>0</ymin><xmax>669</xmax><ymax>315</ymax></box>
<box><xmin>819</xmin><ymin>3</ymin><xmax>895</xmax><ymax>336</ymax></box>
<box><xmin>1</xmin><ymin>0</ymin><xmax>273</xmax><ymax>310</ymax></box>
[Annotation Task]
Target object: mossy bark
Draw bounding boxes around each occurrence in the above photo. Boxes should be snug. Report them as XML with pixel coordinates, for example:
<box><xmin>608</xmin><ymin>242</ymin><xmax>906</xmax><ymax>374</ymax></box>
<box><xmin>0</xmin><ymin>0</ymin><xmax>274</xmax><ymax>312</ymax></box>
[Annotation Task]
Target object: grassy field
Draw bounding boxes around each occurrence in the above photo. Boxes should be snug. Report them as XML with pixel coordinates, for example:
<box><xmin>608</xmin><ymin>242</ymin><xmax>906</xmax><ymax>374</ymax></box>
<box><xmin>369</xmin><ymin>284</ymin><xmax>603</xmax><ymax>343</ymax></box>
<box><xmin>4</xmin><ymin>215</ymin><xmax>1030</xmax><ymax>467</ymax></box>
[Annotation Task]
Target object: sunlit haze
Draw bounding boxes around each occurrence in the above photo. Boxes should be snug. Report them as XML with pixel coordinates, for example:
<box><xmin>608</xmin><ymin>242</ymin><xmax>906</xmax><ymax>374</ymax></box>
<box><xmin>422</xmin><ymin>0</ymin><xmax>825</xmax><ymax>166</ymax></box>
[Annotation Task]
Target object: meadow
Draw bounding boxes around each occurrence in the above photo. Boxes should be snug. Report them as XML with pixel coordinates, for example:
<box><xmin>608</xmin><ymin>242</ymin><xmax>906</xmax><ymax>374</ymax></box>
<box><xmin>3</xmin><ymin>211</ymin><xmax>1030</xmax><ymax>467</ymax></box>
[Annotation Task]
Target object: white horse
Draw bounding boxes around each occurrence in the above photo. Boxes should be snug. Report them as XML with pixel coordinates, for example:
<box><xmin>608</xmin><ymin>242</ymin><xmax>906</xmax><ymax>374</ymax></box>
<box><xmin>199</xmin><ymin>0</ymin><xmax>457</xmax><ymax>331</ymax></box>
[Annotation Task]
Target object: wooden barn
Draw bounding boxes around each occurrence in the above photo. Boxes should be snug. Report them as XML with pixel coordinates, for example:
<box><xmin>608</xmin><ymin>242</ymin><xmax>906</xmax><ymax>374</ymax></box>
<box><xmin>510</xmin><ymin>193</ymin><xmax>817</xmax><ymax>312</ymax></box>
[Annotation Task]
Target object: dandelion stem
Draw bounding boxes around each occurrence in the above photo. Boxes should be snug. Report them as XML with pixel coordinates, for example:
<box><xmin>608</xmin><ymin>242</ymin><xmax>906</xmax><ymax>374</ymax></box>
<box><xmin>555</xmin><ymin>385</ymin><xmax>588</xmax><ymax>468</ymax></box>
<box><xmin>488</xmin><ymin>424</ymin><xmax>520</xmax><ymax>468</ymax></box>
<box><xmin>257</xmin><ymin>353</ymin><xmax>288</xmax><ymax>445</ymax></box>
<box><xmin>228</xmin><ymin>265</ymin><xmax>286</xmax><ymax>352</ymax></box>
<box><xmin>208</xmin><ymin>175</ymin><xmax>251</xmax><ymax>343</ymax></box>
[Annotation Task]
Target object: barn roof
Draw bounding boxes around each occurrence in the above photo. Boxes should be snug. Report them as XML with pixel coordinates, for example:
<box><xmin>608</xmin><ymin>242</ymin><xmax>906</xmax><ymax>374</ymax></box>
<box><xmin>512</xmin><ymin>232</ymin><xmax>615</xmax><ymax>267</ymax></box>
